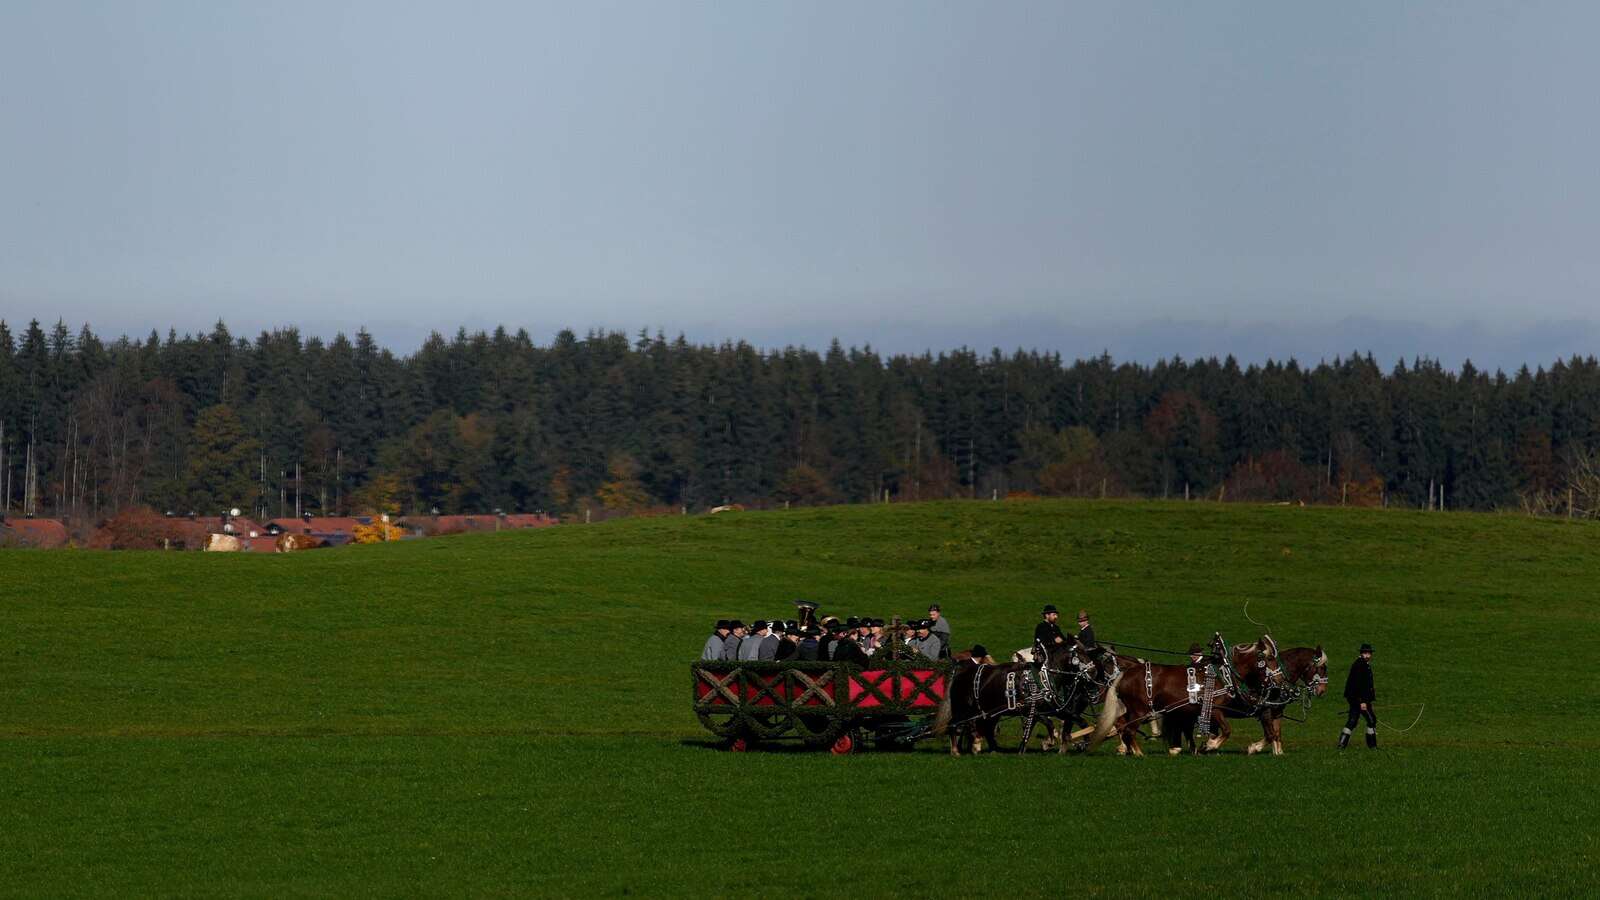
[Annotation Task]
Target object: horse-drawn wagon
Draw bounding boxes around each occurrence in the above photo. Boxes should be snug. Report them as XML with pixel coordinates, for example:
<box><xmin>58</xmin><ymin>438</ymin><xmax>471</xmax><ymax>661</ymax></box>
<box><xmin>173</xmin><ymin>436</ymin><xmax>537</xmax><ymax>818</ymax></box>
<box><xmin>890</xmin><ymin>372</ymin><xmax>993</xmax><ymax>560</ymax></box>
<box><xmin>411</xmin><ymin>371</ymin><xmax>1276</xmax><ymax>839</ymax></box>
<box><xmin>690</xmin><ymin>658</ymin><xmax>950</xmax><ymax>753</ymax></box>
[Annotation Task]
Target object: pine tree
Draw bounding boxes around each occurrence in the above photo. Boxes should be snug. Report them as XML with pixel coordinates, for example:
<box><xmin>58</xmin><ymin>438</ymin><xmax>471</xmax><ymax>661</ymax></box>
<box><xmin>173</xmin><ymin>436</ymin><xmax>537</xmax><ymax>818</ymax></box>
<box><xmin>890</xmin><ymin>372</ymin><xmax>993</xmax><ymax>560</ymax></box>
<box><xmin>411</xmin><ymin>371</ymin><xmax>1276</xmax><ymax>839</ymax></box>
<box><xmin>184</xmin><ymin>405</ymin><xmax>260</xmax><ymax>512</ymax></box>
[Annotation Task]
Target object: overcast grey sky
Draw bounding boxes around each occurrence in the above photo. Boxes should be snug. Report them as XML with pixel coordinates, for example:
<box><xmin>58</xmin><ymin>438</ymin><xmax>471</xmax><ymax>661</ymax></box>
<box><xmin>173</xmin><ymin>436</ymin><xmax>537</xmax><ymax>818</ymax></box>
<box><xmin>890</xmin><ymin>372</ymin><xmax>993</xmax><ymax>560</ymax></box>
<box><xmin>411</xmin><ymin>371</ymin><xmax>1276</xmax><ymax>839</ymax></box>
<box><xmin>3</xmin><ymin>1</ymin><xmax>1598</xmax><ymax>369</ymax></box>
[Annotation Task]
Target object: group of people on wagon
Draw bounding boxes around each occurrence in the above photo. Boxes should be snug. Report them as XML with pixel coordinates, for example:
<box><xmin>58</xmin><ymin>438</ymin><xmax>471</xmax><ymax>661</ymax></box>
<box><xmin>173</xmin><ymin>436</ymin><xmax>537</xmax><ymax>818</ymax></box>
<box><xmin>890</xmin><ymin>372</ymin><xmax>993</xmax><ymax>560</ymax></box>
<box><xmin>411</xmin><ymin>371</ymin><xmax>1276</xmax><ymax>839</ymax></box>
<box><xmin>700</xmin><ymin>604</ymin><xmax>954</xmax><ymax>663</ymax></box>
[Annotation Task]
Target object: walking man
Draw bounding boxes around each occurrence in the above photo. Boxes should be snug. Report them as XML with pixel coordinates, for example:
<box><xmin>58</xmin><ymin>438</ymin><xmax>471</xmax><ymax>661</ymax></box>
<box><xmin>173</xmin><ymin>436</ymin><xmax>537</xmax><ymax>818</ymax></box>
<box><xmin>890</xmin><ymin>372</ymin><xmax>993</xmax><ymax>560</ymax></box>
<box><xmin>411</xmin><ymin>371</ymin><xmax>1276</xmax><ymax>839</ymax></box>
<box><xmin>1339</xmin><ymin>643</ymin><xmax>1378</xmax><ymax>750</ymax></box>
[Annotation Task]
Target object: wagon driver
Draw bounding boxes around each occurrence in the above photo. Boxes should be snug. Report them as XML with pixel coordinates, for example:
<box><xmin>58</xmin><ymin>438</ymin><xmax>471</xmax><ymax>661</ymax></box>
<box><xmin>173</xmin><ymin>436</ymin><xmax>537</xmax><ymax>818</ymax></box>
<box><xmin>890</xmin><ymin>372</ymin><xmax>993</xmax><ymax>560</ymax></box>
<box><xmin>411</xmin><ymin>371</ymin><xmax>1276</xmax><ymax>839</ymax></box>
<box><xmin>1034</xmin><ymin>604</ymin><xmax>1067</xmax><ymax>653</ymax></box>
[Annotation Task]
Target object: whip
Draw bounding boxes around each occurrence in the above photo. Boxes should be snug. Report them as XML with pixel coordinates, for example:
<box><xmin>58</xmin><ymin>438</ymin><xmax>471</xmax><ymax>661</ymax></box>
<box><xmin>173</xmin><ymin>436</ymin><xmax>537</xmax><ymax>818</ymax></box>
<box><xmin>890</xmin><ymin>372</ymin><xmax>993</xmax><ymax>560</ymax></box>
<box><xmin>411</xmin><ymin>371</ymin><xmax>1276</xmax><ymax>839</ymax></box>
<box><xmin>1378</xmin><ymin>703</ymin><xmax>1426</xmax><ymax>734</ymax></box>
<box><xmin>1243</xmin><ymin>599</ymin><xmax>1271</xmax><ymax>633</ymax></box>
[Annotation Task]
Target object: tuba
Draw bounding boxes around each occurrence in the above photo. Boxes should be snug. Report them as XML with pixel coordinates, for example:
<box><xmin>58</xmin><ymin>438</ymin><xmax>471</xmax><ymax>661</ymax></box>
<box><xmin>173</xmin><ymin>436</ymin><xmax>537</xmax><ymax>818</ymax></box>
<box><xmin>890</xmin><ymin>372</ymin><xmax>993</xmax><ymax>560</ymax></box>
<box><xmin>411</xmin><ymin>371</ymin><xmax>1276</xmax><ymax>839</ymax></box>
<box><xmin>793</xmin><ymin>599</ymin><xmax>820</xmax><ymax>631</ymax></box>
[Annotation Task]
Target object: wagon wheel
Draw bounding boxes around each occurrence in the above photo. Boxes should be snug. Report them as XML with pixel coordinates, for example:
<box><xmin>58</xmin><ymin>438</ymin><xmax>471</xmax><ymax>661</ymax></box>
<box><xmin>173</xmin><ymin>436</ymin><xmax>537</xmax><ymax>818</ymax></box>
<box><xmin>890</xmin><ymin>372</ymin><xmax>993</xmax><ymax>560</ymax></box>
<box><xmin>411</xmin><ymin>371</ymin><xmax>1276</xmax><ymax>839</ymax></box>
<box><xmin>831</xmin><ymin>733</ymin><xmax>855</xmax><ymax>755</ymax></box>
<box><xmin>794</xmin><ymin>713</ymin><xmax>848</xmax><ymax>748</ymax></box>
<box><xmin>695</xmin><ymin>708</ymin><xmax>744</xmax><ymax>740</ymax></box>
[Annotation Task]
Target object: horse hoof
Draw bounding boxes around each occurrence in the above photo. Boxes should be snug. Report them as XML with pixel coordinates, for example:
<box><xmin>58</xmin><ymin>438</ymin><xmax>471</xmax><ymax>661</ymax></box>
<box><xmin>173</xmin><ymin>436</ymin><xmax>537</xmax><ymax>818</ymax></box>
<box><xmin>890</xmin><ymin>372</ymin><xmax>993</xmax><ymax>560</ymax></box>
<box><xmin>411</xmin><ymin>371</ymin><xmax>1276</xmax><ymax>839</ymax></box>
<box><xmin>1168</xmin><ymin>747</ymin><xmax>1181</xmax><ymax>756</ymax></box>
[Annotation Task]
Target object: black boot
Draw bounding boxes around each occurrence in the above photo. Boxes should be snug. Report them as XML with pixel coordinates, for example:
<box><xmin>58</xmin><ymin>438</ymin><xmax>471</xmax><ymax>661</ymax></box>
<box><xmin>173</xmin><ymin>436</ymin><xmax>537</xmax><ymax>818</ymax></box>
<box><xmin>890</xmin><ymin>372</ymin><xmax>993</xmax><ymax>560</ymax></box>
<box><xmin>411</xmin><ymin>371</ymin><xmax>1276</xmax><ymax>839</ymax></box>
<box><xmin>1366</xmin><ymin>730</ymin><xmax>1377</xmax><ymax>749</ymax></box>
<box><xmin>1338</xmin><ymin>730</ymin><xmax>1350</xmax><ymax>750</ymax></box>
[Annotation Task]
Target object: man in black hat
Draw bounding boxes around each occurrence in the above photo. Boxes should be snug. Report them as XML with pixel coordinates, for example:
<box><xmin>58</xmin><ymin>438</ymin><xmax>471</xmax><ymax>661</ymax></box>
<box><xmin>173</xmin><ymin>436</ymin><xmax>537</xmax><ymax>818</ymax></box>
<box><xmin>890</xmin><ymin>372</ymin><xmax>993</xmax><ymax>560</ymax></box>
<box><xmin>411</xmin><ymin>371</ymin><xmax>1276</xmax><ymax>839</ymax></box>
<box><xmin>821</xmin><ymin>621</ymin><xmax>844</xmax><ymax>660</ymax></box>
<box><xmin>703</xmin><ymin>621</ymin><xmax>731</xmax><ymax>660</ymax></box>
<box><xmin>832</xmin><ymin>624</ymin><xmax>870</xmax><ymax>666</ymax></box>
<box><xmin>1034</xmin><ymin>605</ymin><xmax>1067</xmax><ymax>652</ymax></box>
<box><xmin>1340</xmin><ymin>643</ymin><xmax>1378</xmax><ymax>749</ymax></box>
<box><xmin>775</xmin><ymin>625</ymin><xmax>802</xmax><ymax>661</ymax></box>
<box><xmin>904</xmin><ymin>620</ymin><xmax>936</xmax><ymax>660</ymax></box>
<box><xmin>721</xmin><ymin>621</ymin><xmax>746</xmax><ymax>661</ymax></box>
<box><xmin>927</xmin><ymin>604</ymin><xmax>951</xmax><ymax>658</ymax></box>
<box><xmin>798</xmin><ymin>625</ymin><xmax>822</xmax><ymax>661</ymax></box>
<box><xmin>759</xmin><ymin>621</ymin><xmax>781</xmax><ymax>660</ymax></box>
<box><xmin>738</xmin><ymin>621</ymin><xmax>768</xmax><ymax>661</ymax></box>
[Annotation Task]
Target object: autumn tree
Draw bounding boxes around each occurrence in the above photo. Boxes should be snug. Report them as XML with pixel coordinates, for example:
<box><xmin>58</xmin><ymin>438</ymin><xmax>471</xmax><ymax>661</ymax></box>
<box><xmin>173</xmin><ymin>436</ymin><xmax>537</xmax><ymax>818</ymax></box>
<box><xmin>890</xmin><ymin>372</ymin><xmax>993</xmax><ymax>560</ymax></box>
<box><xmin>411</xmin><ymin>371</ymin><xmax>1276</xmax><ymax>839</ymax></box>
<box><xmin>596</xmin><ymin>453</ymin><xmax>652</xmax><ymax>512</ymax></box>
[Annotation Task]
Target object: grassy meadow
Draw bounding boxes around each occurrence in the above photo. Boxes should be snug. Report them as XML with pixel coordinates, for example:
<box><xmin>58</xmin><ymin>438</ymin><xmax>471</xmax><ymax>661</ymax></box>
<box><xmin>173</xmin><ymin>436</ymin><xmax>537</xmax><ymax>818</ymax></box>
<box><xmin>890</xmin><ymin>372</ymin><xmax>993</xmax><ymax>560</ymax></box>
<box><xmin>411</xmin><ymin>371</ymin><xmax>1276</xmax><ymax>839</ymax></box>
<box><xmin>2</xmin><ymin>500</ymin><xmax>1596</xmax><ymax>896</ymax></box>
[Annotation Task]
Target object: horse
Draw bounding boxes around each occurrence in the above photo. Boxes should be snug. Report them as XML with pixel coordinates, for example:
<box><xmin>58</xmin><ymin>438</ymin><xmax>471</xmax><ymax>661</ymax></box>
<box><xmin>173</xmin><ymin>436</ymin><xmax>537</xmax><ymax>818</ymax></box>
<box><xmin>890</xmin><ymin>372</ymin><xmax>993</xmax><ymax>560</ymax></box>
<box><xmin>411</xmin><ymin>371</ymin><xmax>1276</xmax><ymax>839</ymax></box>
<box><xmin>1228</xmin><ymin>644</ymin><xmax>1326</xmax><ymax>755</ymax></box>
<box><xmin>935</xmin><ymin>643</ymin><xmax>1110</xmax><ymax>756</ymax></box>
<box><xmin>1091</xmin><ymin>633</ymin><xmax>1279</xmax><ymax>757</ymax></box>
<box><xmin>1009</xmin><ymin>644</ymin><xmax>1121</xmax><ymax>751</ymax></box>
<box><xmin>1155</xmin><ymin>636</ymin><xmax>1289</xmax><ymax>755</ymax></box>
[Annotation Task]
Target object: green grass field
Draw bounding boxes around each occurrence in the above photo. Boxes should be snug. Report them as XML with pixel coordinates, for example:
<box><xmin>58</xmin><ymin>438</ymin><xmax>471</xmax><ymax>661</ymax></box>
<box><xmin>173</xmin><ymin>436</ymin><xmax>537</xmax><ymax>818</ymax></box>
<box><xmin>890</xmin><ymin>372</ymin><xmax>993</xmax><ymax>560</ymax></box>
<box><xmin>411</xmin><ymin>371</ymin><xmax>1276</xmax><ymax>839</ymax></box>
<box><xmin>3</xmin><ymin>500</ymin><xmax>1597</xmax><ymax>896</ymax></box>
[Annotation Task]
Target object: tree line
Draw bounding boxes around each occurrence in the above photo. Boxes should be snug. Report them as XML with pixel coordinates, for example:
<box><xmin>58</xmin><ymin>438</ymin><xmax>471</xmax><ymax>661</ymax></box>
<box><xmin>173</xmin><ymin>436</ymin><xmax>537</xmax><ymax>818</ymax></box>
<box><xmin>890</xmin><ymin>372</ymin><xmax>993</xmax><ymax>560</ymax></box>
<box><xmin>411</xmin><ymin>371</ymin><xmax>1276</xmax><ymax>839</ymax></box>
<box><xmin>4</xmin><ymin>317</ymin><xmax>1600</xmax><ymax>525</ymax></box>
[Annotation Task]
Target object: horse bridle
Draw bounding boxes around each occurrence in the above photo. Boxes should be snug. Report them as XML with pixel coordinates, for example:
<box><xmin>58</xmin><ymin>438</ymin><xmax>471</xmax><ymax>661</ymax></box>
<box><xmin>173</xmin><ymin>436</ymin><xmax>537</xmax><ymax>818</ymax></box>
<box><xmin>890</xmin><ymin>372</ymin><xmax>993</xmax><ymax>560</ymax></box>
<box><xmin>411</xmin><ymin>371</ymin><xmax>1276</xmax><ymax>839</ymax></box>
<box><xmin>1039</xmin><ymin>646</ymin><xmax>1109</xmax><ymax>709</ymax></box>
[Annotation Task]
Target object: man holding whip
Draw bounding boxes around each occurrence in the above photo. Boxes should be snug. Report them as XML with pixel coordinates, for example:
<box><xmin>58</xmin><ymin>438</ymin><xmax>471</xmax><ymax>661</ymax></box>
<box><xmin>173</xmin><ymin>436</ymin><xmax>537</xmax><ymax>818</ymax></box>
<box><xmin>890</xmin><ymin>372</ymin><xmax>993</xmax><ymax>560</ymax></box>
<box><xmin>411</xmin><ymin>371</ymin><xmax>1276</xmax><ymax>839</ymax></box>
<box><xmin>1339</xmin><ymin>642</ymin><xmax>1378</xmax><ymax>750</ymax></box>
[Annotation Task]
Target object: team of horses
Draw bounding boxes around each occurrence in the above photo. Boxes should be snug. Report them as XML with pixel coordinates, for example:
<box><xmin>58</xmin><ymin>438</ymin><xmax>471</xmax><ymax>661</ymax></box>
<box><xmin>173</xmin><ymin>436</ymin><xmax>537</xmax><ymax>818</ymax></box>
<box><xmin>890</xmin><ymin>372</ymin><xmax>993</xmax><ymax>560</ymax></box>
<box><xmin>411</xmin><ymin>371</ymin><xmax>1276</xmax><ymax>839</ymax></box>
<box><xmin>934</xmin><ymin>633</ymin><xmax>1328</xmax><ymax>757</ymax></box>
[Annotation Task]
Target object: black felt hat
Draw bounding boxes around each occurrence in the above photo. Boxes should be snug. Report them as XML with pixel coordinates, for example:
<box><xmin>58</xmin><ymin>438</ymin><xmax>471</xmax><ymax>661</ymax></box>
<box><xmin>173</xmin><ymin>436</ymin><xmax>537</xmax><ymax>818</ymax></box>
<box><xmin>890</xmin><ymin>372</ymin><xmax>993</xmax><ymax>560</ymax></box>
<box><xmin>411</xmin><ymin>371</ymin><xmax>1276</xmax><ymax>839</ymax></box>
<box><xmin>716</xmin><ymin>619</ymin><xmax>730</xmax><ymax>630</ymax></box>
<box><xmin>1359</xmin><ymin>643</ymin><xmax>1374</xmax><ymax>654</ymax></box>
<box><xmin>1042</xmin><ymin>604</ymin><xmax>1058</xmax><ymax>615</ymax></box>
<box><xmin>970</xmin><ymin>644</ymin><xmax>988</xmax><ymax>658</ymax></box>
<box><xmin>1188</xmin><ymin>642</ymin><xmax>1205</xmax><ymax>656</ymax></box>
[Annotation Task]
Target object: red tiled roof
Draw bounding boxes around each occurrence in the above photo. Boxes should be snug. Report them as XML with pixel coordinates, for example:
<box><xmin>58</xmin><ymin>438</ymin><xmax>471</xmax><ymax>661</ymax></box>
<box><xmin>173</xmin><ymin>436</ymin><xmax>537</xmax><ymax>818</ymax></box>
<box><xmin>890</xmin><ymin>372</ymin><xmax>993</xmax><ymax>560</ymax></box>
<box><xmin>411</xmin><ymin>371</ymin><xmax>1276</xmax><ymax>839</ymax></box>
<box><xmin>161</xmin><ymin>515</ymin><xmax>268</xmax><ymax>548</ymax></box>
<box><xmin>1</xmin><ymin>517</ymin><xmax>70</xmax><ymax>548</ymax></box>
<box><xmin>265</xmin><ymin>517</ymin><xmax>369</xmax><ymax>535</ymax></box>
<box><xmin>502</xmin><ymin>514</ymin><xmax>558</xmax><ymax>528</ymax></box>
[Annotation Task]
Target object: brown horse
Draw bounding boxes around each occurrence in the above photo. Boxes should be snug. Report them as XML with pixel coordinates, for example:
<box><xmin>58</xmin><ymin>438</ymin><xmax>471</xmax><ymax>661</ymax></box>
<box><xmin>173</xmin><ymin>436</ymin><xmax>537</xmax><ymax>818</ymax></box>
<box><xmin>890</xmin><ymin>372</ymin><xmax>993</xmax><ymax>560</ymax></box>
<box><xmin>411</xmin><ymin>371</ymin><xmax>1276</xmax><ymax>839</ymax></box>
<box><xmin>1091</xmin><ymin>633</ymin><xmax>1280</xmax><ymax>757</ymax></box>
<box><xmin>1234</xmin><ymin>644</ymin><xmax>1327</xmax><ymax>755</ymax></box>
<box><xmin>1164</xmin><ymin>637</ymin><xmax>1313</xmax><ymax>755</ymax></box>
<box><xmin>1171</xmin><ymin>634</ymin><xmax>1292</xmax><ymax>752</ymax></box>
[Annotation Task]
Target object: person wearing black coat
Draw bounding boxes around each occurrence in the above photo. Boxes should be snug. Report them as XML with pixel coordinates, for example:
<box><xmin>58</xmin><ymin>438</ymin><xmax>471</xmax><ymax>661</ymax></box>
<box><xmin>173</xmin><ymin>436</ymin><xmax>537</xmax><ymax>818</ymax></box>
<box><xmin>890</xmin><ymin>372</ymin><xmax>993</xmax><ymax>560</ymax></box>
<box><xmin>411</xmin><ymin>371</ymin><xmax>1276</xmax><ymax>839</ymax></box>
<box><xmin>1340</xmin><ymin>643</ymin><xmax>1378</xmax><ymax>749</ymax></box>
<box><xmin>1033</xmin><ymin>605</ymin><xmax>1067</xmax><ymax>654</ymax></box>
<box><xmin>1075</xmin><ymin>610</ymin><xmax>1096</xmax><ymax>649</ymax></box>
<box><xmin>832</xmin><ymin>635</ymin><xmax>870</xmax><ymax>667</ymax></box>
<box><xmin>775</xmin><ymin>628</ymin><xmax>801</xmax><ymax>661</ymax></box>
<box><xmin>797</xmin><ymin>627</ymin><xmax>821</xmax><ymax>661</ymax></box>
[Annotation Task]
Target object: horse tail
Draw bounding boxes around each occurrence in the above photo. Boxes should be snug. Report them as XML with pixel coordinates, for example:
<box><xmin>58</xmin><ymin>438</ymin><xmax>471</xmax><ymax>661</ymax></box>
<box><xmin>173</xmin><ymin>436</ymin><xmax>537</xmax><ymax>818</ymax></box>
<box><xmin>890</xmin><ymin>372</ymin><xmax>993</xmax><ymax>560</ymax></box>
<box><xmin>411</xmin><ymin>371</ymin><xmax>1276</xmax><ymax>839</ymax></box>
<box><xmin>933</xmin><ymin>686</ymin><xmax>952</xmax><ymax>737</ymax></box>
<box><xmin>1089</xmin><ymin>667</ymin><xmax>1124</xmax><ymax>750</ymax></box>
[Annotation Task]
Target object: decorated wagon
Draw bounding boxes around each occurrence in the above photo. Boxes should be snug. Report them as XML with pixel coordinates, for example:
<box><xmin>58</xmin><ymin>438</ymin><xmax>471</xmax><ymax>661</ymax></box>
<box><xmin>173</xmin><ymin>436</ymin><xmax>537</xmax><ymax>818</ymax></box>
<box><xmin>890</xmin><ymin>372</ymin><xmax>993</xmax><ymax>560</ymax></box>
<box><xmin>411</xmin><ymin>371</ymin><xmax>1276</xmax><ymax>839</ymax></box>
<box><xmin>690</xmin><ymin>658</ymin><xmax>951</xmax><ymax>753</ymax></box>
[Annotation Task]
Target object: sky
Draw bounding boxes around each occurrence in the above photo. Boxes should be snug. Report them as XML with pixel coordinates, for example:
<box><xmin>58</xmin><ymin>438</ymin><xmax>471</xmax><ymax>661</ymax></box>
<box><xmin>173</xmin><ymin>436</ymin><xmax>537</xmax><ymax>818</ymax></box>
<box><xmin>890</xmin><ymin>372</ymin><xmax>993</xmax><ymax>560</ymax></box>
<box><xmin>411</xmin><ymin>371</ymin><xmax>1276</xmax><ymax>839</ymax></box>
<box><xmin>2</xmin><ymin>1</ymin><xmax>1598</xmax><ymax>371</ymax></box>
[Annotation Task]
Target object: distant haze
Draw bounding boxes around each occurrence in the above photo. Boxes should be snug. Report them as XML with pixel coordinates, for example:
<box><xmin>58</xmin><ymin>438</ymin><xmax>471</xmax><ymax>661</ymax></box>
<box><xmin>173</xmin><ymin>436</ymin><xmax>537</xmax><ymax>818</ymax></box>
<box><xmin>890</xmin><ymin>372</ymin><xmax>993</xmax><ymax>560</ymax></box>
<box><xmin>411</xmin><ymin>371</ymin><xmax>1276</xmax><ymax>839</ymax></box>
<box><xmin>4</xmin><ymin>2</ymin><xmax>1598</xmax><ymax>371</ymax></box>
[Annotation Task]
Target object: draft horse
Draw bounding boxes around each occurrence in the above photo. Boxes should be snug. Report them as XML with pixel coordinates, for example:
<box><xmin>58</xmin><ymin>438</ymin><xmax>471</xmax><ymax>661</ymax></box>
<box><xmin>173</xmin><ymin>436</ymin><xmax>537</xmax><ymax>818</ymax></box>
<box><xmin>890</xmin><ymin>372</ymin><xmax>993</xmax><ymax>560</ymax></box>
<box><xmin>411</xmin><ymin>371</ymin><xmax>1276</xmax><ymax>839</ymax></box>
<box><xmin>1090</xmin><ymin>633</ymin><xmax>1286</xmax><ymax>757</ymax></box>
<box><xmin>934</xmin><ymin>643</ymin><xmax>1112</xmax><ymax>756</ymax></box>
<box><xmin>1190</xmin><ymin>643</ymin><xmax>1327</xmax><ymax>755</ymax></box>
<box><xmin>1158</xmin><ymin>635</ymin><xmax>1294</xmax><ymax>755</ymax></box>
